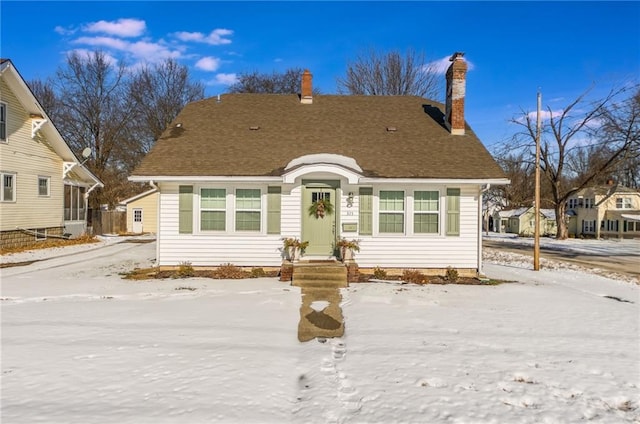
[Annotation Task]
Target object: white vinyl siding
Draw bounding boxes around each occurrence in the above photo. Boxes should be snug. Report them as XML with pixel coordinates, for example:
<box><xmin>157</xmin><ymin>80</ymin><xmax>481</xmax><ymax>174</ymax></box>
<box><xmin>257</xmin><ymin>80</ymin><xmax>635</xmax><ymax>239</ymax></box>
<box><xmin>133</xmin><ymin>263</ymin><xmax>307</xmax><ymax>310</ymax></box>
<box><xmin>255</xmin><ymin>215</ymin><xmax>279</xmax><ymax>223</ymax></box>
<box><xmin>0</xmin><ymin>78</ymin><xmax>72</xmax><ymax>231</ymax></box>
<box><xmin>379</xmin><ymin>190</ymin><xmax>404</xmax><ymax>233</ymax></box>
<box><xmin>414</xmin><ymin>190</ymin><xmax>439</xmax><ymax>234</ymax></box>
<box><xmin>156</xmin><ymin>183</ymin><xmax>285</xmax><ymax>267</ymax></box>
<box><xmin>200</xmin><ymin>188</ymin><xmax>226</xmax><ymax>231</ymax></box>
<box><xmin>235</xmin><ymin>188</ymin><xmax>261</xmax><ymax>231</ymax></box>
<box><xmin>155</xmin><ymin>183</ymin><xmax>482</xmax><ymax>270</ymax></box>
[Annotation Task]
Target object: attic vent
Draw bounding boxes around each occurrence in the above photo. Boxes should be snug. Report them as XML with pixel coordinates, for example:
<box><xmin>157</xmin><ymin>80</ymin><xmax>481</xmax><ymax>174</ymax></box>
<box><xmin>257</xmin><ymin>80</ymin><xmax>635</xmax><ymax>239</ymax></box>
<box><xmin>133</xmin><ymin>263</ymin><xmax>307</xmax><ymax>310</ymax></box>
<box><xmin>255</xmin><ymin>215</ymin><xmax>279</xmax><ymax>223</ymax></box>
<box><xmin>249</xmin><ymin>126</ymin><xmax>260</xmax><ymax>131</ymax></box>
<box><xmin>386</xmin><ymin>126</ymin><xmax>397</xmax><ymax>132</ymax></box>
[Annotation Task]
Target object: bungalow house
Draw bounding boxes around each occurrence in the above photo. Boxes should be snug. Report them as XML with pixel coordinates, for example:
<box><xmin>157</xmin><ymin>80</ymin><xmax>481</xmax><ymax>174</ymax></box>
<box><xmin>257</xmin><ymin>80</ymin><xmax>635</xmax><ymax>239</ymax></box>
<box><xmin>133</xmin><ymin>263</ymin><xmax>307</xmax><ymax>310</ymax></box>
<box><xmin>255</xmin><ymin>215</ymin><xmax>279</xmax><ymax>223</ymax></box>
<box><xmin>0</xmin><ymin>59</ymin><xmax>103</xmax><ymax>249</ymax></box>
<box><xmin>119</xmin><ymin>188</ymin><xmax>158</xmax><ymax>234</ymax></box>
<box><xmin>493</xmin><ymin>207</ymin><xmax>557</xmax><ymax>236</ymax></box>
<box><xmin>566</xmin><ymin>182</ymin><xmax>640</xmax><ymax>239</ymax></box>
<box><xmin>129</xmin><ymin>53</ymin><xmax>509</xmax><ymax>276</ymax></box>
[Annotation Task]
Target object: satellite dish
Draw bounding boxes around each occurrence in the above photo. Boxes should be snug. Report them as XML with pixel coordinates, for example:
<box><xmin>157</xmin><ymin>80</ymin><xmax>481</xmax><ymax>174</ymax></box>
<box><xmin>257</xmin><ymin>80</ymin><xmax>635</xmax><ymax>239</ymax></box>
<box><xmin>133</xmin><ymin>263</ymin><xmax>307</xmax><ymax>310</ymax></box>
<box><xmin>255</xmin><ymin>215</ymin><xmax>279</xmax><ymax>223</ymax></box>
<box><xmin>81</xmin><ymin>147</ymin><xmax>92</xmax><ymax>159</ymax></box>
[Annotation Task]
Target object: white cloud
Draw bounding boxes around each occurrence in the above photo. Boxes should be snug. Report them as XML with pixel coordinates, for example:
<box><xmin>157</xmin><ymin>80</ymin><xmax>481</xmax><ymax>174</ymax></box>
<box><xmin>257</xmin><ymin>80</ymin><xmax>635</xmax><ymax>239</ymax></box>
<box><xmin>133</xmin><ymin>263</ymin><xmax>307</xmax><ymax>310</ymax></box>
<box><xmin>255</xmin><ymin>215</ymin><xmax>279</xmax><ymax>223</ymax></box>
<box><xmin>73</xmin><ymin>36</ymin><xmax>129</xmax><ymax>50</ymax></box>
<box><xmin>66</xmin><ymin>49</ymin><xmax>118</xmax><ymax>66</ymax></box>
<box><xmin>84</xmin><ymin>18</ymin><xmax>146</xmax><ymax>38</ymax></box>
<box><xmin>526</xmin><ymin>109</ymin><xmax>563</xmax><ymax>121</ymax></box>
<box><xmin>128</xmin><ymin>41</ymin><xmax>181</xmax><ymax>61</ymax></box>
<box><xmin>173</xmin><ymin>31</ymin><xmax>205</xmax><ymax>42</ymax></box>
<box><xmin>195</xmin><ymin>57</ymin><xmax>221</xmax><ymax>72</ymax></box>
<box><xmin>55</xmin><ymin>25</ymin><xmax>76</xmax><ymax>36</ymax></box>
<box><xmin>174</xmin><ymin>28</ymin><xmax>233</xmax><ymax>45</ymax></box>
<box><xmin>72</xmin><ymin>36</ymin><xmax>181</xmax><ymax>64</ymax></box>
<box><xmin>212</xmin><ymin>73</ymin><xmax>238</xmax><ymax>85</ymax></box>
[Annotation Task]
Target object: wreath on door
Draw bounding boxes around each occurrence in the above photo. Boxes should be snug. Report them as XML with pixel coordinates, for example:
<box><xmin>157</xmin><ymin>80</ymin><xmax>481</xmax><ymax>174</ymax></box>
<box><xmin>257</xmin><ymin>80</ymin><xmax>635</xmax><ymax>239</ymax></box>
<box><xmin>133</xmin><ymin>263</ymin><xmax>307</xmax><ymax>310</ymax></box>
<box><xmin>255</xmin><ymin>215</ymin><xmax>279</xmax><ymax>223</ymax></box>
<box><xmin>308</xmin><ymin>198</ymin><xmax>334</xmax><ymax>219</ymax></box>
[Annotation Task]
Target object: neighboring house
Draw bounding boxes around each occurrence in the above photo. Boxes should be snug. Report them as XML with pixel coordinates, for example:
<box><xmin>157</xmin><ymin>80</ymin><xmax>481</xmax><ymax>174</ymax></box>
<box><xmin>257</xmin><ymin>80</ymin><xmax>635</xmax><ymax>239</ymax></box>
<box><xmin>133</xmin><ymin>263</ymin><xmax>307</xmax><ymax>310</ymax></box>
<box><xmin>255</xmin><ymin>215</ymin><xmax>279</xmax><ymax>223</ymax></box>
<box><xmin>119</xmin><ymin>188</ymin><xmax>158</xmax><ymax>234</ymax></box>
<box><xmin>566</xmin><ymin>183</ymin><xmax>640</xmax><ymax>239</ymax></box>
<box><xmin>129</xmin><ymin>53</ymin><xmax>509</xmax><ymax>276</ymax></box>
<box><xmin>0</xmin><ymin>59</ymin><xmax>103</xmax><ymax>249</ymax></box>
<box><xmin>493</xmin><ymin>207</ymin><xmax>557</xmax><ymax>236</ymax></box>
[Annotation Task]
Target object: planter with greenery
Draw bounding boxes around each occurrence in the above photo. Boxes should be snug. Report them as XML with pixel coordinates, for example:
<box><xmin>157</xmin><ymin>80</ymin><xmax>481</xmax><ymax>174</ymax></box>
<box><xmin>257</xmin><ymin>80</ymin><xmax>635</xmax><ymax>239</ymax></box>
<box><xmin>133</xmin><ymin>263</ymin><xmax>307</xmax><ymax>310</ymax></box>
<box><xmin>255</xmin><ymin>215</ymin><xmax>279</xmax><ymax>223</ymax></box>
<box><xmin>282</xmin><ymin>237</ymin><xmax>309</xmax><ymax>262</ymax></box>
<box><xmin>336</xmin><ymin>238</ymin><xmax>360</xmax><ymax>262</ymax></box>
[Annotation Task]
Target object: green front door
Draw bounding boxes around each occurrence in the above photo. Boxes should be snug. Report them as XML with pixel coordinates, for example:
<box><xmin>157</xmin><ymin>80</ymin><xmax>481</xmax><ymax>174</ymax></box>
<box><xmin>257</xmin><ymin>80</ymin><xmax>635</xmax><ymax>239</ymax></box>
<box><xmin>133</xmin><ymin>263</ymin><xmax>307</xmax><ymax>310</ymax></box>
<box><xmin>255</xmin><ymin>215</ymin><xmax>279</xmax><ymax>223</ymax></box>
<box><xmin>302</xmin><ymin>185</ymin><xmax>337</xmax><ymax>256</ymax></box>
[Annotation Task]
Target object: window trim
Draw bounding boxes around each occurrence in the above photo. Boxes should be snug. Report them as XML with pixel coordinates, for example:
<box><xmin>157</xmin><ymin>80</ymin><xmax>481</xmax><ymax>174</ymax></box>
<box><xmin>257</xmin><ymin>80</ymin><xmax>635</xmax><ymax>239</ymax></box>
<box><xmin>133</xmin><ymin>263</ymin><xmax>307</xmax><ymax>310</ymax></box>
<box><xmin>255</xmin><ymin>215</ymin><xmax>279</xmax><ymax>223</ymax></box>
<box><xmin>38</xmin><ymin>176</ymin><xmax>50</xmax><ymax>197</ymax></box>
<box><xmin>1</xmin><ymin>171</ymin><xmax>16</xmax><ymax>202</ymax></box>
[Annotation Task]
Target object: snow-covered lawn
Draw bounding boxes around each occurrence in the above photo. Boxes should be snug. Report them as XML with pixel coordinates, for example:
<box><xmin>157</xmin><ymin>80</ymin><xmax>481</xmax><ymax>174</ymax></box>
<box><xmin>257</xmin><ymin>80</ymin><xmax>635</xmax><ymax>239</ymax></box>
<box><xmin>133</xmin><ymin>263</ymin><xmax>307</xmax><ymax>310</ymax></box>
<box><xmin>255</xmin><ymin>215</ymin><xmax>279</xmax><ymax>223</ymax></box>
<box><xmin>484</xmin><ymin>231</ymin><xmax>640</xmax><ymax>256</ymax></box>
<box><xmin>1</xmin><ymin>237</ymin><xmax>639</xmax><ymax>423</ymax></box>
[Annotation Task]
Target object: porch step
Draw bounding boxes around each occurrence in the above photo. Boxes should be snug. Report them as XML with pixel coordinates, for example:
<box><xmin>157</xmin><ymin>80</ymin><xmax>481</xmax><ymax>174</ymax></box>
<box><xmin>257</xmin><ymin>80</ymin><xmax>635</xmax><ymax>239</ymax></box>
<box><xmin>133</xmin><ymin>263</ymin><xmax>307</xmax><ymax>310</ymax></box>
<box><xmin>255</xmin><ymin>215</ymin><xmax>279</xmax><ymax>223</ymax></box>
<box><xmin>292</xmin><ymin>262</ymin><xmax>348</xmax><ymax>288</ymax></box>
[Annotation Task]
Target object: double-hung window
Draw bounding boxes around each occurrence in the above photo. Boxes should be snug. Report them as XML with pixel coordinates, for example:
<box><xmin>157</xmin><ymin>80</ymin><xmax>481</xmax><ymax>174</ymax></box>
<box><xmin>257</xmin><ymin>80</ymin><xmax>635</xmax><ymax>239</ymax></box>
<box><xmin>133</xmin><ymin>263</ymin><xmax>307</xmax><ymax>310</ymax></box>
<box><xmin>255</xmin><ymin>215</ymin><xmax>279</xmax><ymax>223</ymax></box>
<box><xmin>235</xmin><ymin>189</ymin><xmax>261</xmax><ymax>231</ymax></box>
<box><xmin>38</xmin><ymin>176</ymin><xmax>50</xmax><ymax>197</ymax></box>
<box><xmin>0</xmin><ymin>102</ymin><xmax>7</xmax><ymax>142</ymax></box>
<box><xmin>200</xmin><ymin>189</ymin><xmax>226</xmax><ymax>231</ymax></box>
<box><xmin>616</xmin><ymin>197</ymin><xmax>633</xmax><ymax>209</ymax></box>
<box><xmin>1</xmin><ymin>172</ymin><xmax>15</xmax><ymax>201</ymax></box>
<box><xmin>379</xmin><ymin>190</ymin><xmax>404</xmax><ymax>233</ymax></box>
<box><xmin>414</xmin><ymin>191</ymin><xmax>439</xmax><ymax>233</ymax></box>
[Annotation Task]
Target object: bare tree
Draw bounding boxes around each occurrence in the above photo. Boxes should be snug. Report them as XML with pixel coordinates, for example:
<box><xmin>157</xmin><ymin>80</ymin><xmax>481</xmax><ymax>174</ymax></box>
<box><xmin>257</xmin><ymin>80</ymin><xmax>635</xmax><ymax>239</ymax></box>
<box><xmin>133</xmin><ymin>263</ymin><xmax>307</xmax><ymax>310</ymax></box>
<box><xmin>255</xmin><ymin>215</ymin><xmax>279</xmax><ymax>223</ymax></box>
<box><xmin>511</xmin><ymin>85</ymin><xmax>639</xmax><ymax>239</ymax></box>
<box><xmin>336</xmin><ymin>48</ymin><xmax>440</xmax><ymax>99</ymax></box>
<box><xmin>228</xmin><ymin>68</ymin><xmax>320</xmax><ymax>94</ymax></box>
<box><xmin>128</xmin><ymin>59</ymin><xmax>205</xmax><ymax>152</ymax></box>
<box><xmin>27</xmin><ymin>51</ymin><xmax>207</xmax><ymax>208</ymax></box>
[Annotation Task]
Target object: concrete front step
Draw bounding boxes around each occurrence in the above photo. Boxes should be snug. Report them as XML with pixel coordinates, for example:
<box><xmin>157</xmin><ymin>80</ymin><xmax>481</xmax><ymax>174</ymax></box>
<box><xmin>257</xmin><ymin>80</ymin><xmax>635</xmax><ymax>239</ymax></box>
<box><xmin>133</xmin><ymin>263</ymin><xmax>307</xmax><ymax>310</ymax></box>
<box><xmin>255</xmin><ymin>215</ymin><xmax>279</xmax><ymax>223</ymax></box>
<box><xmin>292</xmin><ymin>262</ymin><xmax>348</xmax><ymax>288</ymax></box>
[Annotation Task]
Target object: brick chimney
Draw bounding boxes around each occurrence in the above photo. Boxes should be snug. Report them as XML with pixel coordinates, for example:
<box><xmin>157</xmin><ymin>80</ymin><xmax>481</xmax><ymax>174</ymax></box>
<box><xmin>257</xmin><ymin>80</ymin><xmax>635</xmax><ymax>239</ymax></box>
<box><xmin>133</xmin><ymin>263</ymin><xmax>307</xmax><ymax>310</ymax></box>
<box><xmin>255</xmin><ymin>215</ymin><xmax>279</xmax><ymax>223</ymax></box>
<box><xmin>301</xmin><ymin>69</ymin><xmax>313</xmax><ymax>104</ymax></box>
<box><xmin>444</xmin><ymin>52</ymin><xmax>467</xmax><ymax>135</ymax></box>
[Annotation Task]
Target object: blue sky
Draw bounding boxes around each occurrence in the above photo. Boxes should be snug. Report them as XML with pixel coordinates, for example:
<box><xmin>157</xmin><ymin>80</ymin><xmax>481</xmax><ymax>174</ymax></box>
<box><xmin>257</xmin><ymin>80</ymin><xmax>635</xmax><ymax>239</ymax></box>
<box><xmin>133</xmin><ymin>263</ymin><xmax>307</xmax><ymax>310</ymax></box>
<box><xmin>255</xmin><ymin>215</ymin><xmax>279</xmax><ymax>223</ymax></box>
<box><xmin>1</xmin><ymin>1</ymin><xmax>639</xmax><ymax>149</ymax></box>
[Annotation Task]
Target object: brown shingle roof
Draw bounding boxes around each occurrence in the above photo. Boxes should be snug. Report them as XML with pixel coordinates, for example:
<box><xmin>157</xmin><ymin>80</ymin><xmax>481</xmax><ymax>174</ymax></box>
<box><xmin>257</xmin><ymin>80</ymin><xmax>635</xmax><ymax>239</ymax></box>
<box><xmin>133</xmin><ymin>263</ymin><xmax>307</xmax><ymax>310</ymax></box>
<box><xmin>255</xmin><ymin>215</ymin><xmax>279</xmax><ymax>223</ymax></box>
<box><xmin>132</xmin><ymin>94</ymin><xmax>506</xmax><ymax>179</ymax></box>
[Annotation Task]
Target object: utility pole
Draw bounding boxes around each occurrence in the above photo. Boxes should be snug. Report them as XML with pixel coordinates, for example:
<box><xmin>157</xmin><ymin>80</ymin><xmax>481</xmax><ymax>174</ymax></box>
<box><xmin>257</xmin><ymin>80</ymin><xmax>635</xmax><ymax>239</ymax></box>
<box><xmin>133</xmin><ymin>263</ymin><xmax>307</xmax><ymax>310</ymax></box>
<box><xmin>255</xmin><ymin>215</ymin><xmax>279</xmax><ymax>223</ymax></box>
<box><xmin>534</xmin><ymin>90</ymin><xmax>541</xmax><ymax>271</ymax></box>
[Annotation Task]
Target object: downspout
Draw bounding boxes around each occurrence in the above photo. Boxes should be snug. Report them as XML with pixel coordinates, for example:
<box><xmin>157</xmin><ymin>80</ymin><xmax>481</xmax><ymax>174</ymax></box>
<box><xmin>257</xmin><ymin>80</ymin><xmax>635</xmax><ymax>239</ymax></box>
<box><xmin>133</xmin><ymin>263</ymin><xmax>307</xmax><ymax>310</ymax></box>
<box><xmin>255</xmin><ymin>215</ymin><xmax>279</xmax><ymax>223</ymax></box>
<box><xmin>149</xmin><ymin>180</ymin><xmax>160</xmax><ymax>264</ymax></box>
<box><xmin>478</xmin><ymin>184</ymin><xmax>491</xmax><ymax>277</ymax></box>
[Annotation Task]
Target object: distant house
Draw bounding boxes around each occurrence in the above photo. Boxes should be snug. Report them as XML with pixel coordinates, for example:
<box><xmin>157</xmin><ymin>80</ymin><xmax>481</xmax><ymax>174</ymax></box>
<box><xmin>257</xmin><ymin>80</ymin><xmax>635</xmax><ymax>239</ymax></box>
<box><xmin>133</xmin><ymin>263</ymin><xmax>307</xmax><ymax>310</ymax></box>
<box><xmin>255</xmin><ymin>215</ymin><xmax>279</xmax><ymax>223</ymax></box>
<box><xmin>119</xmin><ymin>188</ymin><xmax>158</xmax><ymax>234</ymax></box>
<box><xmin>493</xmin><ymin>207</ymin><xmax>557</xmax><ymax>236</ymax></box>
<box><xmin>0</xmin><ymin>59</ymin><xmax>103</xmax><ymax>249</ymax></box>
<box><xmin>566</xmin><ymin>183</ymin><xmax>640</xmax><ymax>238</ymax></box>
<box><xmin>129</xmin><ymin>53</ymin><xmax>509</xmax><ymax>276</ymax></box>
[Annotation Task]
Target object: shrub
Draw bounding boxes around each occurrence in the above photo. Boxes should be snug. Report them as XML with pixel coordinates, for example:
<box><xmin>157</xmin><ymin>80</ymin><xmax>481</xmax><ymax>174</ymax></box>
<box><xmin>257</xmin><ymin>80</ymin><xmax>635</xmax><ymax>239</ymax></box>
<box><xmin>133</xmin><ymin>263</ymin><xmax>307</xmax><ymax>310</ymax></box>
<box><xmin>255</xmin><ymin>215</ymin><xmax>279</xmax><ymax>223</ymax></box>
<box><xmin>445</xmin><ymin>266</ymin><xmax>459</xmax><ymax>282</ymax></box>
<box><xmin>215</xmin><ymin>263</ymin><xmax>248</xmax><ymax>279</ymax></box>
<box><xmin>373</xmin><ymin>266</ymin><xmax>387</xmax><ymax>279</ymax></box>
<box><xmin>250</xmin><ymin>267</ymin><xmax>266</xmax><ymax>278</ymax></box>
<box><xmin>402</xmin><ymin>269</ymin><xmax>427</xmax><ymax>284</ymax></box>
<box><xmin>174</xmin><ymin>261</ymin><xmax>195</xmax><ymax>278</ymax></box>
